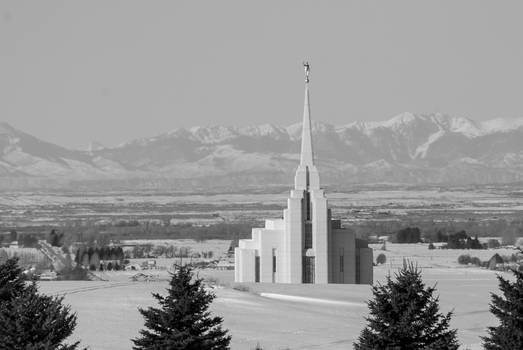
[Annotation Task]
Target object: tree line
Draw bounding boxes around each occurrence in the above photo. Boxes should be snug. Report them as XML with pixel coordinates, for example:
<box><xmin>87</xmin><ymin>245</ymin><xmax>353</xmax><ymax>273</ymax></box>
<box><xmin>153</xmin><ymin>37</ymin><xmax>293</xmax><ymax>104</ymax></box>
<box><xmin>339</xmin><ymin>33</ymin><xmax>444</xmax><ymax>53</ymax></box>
<box><xmin>354</xmin><ymin>218</ymin><xmax>523</xmax><ymax>245</ymax></box>
<box><xmin>74</xmin><ymin>246</ymin><xmax>125</xmax><ymax>271</ymax></box>
<box><xmin>392</xmin><ymin>226</ymin><xmax>500</xmax><ymax>249</ymax></box>
<box><xmin>127</xmin><ymin>244</ymin><xmax>214</xmax><ymax>260</ymax></box>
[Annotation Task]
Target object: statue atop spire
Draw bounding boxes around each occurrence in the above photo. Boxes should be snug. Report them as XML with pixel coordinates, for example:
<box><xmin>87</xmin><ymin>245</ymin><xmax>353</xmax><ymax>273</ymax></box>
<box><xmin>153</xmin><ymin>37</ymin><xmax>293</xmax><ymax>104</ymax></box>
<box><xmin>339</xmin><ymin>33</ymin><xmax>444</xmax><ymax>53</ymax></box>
<box><xmin>303</xmin><ymin>61</ymin><xmax>310</xmax><ymax>83</ymax></box>
<box><xmin>300</xmin><ymin>61</ymin><xmax>314</xmax><ymax>167</ymax></box>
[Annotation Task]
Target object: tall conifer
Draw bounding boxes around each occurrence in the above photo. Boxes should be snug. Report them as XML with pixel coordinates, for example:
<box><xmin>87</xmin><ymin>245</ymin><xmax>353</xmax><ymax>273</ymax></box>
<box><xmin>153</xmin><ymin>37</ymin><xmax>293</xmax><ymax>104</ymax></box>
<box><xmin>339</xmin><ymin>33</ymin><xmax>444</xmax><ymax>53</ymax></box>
<box><xmin>482</xmin><ymin>263</ymin><xmax>523</xmax><ymax>349</ymax></box>
<box><xmin>354</xmin><ymin>262</ymin><xmax>459</xmax><ymax>350</ymax></box>
<box><xmin>133</xmin><ymin>264</ymin><xmax>231</xmax><ymax>350</ymax></box>
<box><xmin>0</xmin><ymin>257</ymin><xmax>81</xmax><ymax>350</ymax></box>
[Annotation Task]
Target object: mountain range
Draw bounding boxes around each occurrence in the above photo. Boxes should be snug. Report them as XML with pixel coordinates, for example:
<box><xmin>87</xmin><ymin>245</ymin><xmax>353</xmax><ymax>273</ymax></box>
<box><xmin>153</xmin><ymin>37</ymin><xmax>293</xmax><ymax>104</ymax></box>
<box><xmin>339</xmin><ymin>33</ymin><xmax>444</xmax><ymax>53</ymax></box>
<box><xmin>3</xmin><ymin>113</ymin><xmax>523</xmax><ymax>191</ymax></box>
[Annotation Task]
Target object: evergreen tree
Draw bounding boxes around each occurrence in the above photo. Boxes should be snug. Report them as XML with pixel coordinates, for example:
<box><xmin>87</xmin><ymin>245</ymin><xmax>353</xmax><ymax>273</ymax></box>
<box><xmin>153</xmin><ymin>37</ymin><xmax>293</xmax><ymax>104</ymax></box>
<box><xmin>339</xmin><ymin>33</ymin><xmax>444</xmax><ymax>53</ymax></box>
<box><xmin>9</xmin><ymin>229</ymin><xmax>17</xmax><ymax>242</ymax></box>
<box><xmin>74</xmin><ymin>248</ymin><xmax>82</xmax><ymax>265</ymax></box>
<box><xmin>89</xmin><ymin>249</ymin><xmax>100</xmax><ymax>270</ymax></box>
<box><xmin>132</xmin><ymin>264</ymin><xmax>231</xmax><ymax>350</ymax></box>
<box><xmin>354</xmin><ymin>261</ymin><xmax>459</xmax><ymax>350</ymax></box>
<box><xmin>100</xmin><ymin>246</ymin><xmax>108</xmax><ymax>260</ymax></box>
<box><xmin>116</xmin><ymin>246</ymin><xmax>124</xmax><ymax>260</ymax></box>
<box><xmin>81</xmin><ymin>251</ymin><xmax>89</xmax><ymax>268</ymax></box>
<box><xmin>0</xmin><ymin>249</ymin><xmax>8</xmax><ymax>265</ymax></box>
<box><xmin>0</xmin><ymin>257</ymin><xmax>25</xmax><ymax>302</ymax></box>
<box><xmin>482</xmin><ymin>266</ymin><xmax>523</xmax><ymax>349</ymax></box>
<box><xmin>0</xmin><ymin>257</ymin><xmax>81</xmax><ymax>349</ymax></box>
<box><xmin>376</xmin><ymin>253</ymin><xmax>387</xmax><ymax>265</ymax></box>
<box><xmin>48</xmin><ymin>229</ymin><xmax>62</xmax><ymax>247</ymax></box>
<box><xmin>64</xmin><ymin>253</ymin><xmax>73</xmax><ymax>270</ymax></box>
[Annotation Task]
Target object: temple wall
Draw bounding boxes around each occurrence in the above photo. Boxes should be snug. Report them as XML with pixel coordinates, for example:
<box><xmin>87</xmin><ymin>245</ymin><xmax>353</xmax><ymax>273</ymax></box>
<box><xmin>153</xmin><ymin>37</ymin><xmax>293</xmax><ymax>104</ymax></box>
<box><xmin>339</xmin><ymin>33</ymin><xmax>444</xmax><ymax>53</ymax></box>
<box><xmin>284</xmin><ymin>191</ymin><xmax>304</xmax><ymax>283</ymax></box>
<box><xmin>311</xmin><ymin>190</ymin><xmax>329</xmax><ymax>283</ymax></box>
<box><xmin>236</xmin><ymin>248</ymin><xmax>255</xmax><ymax>282</ymax></box>
<box><xmin>358</xmin><ymin>247</ymin><xmax>374</xmax><ymax>285</ymax></box>
<box><xmin>258</xmin><ymin>229</ymin><xmax>283</xmax><ymax>283</ymax></box>
<box><xmin>330</xmin><ymin>228</ymin><xmax>356</xmax><ymax>284</ymax></box>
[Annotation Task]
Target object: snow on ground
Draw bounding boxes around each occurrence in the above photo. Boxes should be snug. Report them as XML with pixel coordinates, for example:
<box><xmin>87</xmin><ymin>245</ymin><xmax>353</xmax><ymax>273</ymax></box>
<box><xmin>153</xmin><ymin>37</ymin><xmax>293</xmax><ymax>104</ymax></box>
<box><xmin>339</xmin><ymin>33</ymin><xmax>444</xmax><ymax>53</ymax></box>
<box><xmin>38</xmin><ymin>262</ymin><xmax>508</xmax><ymax>350</ymax></box>
<box><xmin>36</xmin><ymin>243</ymin><xmax>518</xmax><ymax>350</ymax></box>
<box><xmin>259</xmin><ymin>293</ymin><xmax>367</xmax><ymax>307</ymax></box>
<box><xmin>39</xmin><ymin>279</ymin><xmax>371</xmax><ymax>350</ymax></box>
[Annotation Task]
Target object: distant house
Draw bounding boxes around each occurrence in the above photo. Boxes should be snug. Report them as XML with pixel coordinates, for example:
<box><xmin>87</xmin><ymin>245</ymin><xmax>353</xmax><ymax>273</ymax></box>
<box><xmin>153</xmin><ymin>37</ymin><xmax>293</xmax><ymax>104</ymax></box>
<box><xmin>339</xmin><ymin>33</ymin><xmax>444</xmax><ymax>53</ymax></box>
<box><xmin>367</xmin><ymin>235</ymin><xmax>380</xmax><ymax>243</ymax></box>
<box><xmin>124</xmin><ymin>263</ymin><xmax>141</xmax><ymax>271</ymax></box>
<box><xmin>94</xmin><ymin>219</ymin><xmax>112</xmax><ymax>226</ymax></box>
<box><xmin>140</xmin><ymin>260</ymin><xmax>156</xmax><ymax>270</ymax></box>
<box><xmin>487</xmin><ymin>253</ymin><xmax>504</xmax><ymax>270</ymax></box>
<box><xmin>130</xmin><ymin>273</ymin><xmax>158</xmax><ymax>282</ymax></box>
<box><xmin>216</xmin><ymin>260</ymin><xmax>234</xmax><ymax>270</ymax></box>
<box><xmin>39</xmin><ymin>271</ymin><xmax>57</xmax><ymax>281</ymax></box>
<box><xmin>137</xmin><ymin>219</ymin><xmax>165</xmax><ymax>226</ymax></box>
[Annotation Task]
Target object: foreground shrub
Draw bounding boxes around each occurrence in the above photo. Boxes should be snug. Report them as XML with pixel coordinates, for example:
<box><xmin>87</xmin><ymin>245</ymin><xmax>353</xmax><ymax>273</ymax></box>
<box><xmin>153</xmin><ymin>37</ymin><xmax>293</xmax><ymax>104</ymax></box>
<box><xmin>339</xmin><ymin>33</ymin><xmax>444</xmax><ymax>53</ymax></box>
<box><xmin>354</xmin><ymin>261</ymin><xmax>459</xmax><ymax>350</ymax></box>
<box><xmin>376</xmin><ymin>253</ymin><xmax>386</xmax><ymax>265</ymax></box>
<box><xmin>394</xmin><ymin>227</ymin><xmax>421</xmax><ymax>243</ymax></box>
<box><xmin>133</xmin><ymin>264</ymin><xmax>231</xmax><ymax>349</ymax></box>
<box><xmin>458</xmin><ymin>254</ymin><xmax>472</xmax><ymax>265</ymax></box>
<box><xmin>0</xmin><ymin>257</ymin><xmax>81</xmax><ymax>349</ymax></box>
<box><xmin>470</xmin><ymin>256</ymin><xmax>482</xmax><ymax>266</ymax></box>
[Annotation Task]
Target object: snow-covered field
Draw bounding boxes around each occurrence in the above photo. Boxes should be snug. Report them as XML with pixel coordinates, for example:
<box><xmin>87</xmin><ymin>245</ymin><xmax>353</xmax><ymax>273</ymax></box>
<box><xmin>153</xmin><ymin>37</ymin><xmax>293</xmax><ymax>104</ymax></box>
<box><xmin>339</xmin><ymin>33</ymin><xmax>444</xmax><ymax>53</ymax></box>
<box><xmin>38</xmin><ymin>243</ymin><xmax>515</xmax><ymax>350</ymax></box>
<box><xmin>369</xmin><ymin>243</ymin><xmax>518</xmax><ymax>268</ymax></box>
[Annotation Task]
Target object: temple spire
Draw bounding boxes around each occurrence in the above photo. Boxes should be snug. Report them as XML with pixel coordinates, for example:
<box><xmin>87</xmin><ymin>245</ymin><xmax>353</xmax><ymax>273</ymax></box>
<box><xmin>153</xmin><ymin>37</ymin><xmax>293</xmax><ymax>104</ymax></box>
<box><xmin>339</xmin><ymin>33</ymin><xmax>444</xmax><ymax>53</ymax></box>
<box><xmin>294</xmin><ymin>61</ymin><xmax>320</xmax><ymax>191</ymax></box>
<box><xmin>300</xmin><ymin>62</ymin><xmax>314</xmax><ymax>167</ymax></box>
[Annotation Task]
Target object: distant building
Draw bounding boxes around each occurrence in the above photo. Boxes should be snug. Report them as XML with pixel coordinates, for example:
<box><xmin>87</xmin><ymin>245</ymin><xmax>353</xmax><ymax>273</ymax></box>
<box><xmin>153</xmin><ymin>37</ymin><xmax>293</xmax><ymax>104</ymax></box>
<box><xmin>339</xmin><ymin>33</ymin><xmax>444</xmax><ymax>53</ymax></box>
<box><xmin>216</xmin><ymin>260</ymin><xmax>235</xmax><ymax>270</ymax></box>
<box><xmin>39</xmin><ymin>271</ymin><xmax>57</xmax><ymax>281</ymax></box>
<box><xmin>234</xmin><ymin>65</ymin><xmax>373</xmax><ymax>284</ymax></box>
<box><xmin>487</xmin><ymin>253</ymin><xmax>504</xmax><ymax>270</ymax></box>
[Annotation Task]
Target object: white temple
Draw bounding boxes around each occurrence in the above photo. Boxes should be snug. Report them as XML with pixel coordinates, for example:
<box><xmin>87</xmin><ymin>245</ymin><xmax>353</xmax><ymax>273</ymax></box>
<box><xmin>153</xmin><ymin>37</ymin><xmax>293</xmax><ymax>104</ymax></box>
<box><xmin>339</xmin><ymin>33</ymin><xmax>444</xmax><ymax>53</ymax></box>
<box><xmin>234</xmin><ymin>64</ymin><xmax>373</xmax><ymax>284</ymax></box>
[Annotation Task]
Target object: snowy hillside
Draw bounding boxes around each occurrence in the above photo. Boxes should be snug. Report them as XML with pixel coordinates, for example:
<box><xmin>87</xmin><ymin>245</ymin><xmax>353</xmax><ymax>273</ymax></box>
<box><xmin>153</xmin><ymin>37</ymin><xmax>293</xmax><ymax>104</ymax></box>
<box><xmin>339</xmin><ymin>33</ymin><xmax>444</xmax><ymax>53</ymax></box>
<box><xmin>4</xmin><ymin>113</ymin><xmax>523</xmax><ymax>190</ymax></box>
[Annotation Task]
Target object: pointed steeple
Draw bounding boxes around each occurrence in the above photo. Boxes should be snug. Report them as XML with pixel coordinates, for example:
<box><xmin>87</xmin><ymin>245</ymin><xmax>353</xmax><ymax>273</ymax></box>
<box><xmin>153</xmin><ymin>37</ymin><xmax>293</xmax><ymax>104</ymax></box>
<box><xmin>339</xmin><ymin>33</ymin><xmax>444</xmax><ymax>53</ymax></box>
<box><xmin>300</xmin><ymin>81</ymin><xmax>314</xmax><ymax>166</ymax></box>
<box><xmin>294</xmin><ymin>62</ymin><xmax>320</xmax><ymax>191</ymax></box>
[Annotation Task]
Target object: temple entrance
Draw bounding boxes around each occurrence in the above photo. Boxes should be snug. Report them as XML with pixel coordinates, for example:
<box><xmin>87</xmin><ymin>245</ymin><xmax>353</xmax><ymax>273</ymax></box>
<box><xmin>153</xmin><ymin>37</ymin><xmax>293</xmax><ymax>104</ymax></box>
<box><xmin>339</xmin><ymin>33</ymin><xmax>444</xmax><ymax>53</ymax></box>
<box><xmin>272</xmin><ymin>249</ymin><xmax>277</xmax><ymax>283</ymax></box>
<box><xmin>302</xmin><ymin>256</ymin><xmax>315</xmax><ymax>283</ymax></box>
<box><xmin>255</xmin><ymin>256</ymin><xmax>260</xmax><ymax>282</ymax></box>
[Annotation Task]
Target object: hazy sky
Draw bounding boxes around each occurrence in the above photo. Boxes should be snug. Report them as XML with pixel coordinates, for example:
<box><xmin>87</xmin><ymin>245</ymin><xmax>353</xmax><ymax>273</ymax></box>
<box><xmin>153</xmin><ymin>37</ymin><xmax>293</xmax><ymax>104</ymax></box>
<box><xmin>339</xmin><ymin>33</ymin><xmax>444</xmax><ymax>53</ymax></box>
<box><xmin>1</xmin><ymin>1</ymin><xmax>523</xmax><ymax>149</ymax></box>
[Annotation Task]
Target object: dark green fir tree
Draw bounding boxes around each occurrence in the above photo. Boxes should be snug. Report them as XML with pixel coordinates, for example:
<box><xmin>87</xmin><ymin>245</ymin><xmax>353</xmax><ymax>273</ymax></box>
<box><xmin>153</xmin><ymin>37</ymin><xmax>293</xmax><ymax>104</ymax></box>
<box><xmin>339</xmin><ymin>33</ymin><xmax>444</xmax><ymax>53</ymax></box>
<box><xmin>354</xmin><ymin>261</ymin><xmax>459</xmax><ymax>350</ymax></box>
<box><xmin>0</xmin><ymin>257</ymin><xmax>81</xmax><ymax>350</ymax></box>
<box><xmin>132</xmin><ymin>264</ymin><xmax>231</xmax><ymax>350</ymax></box>
<box><xmin>482</xmin><ymin>266</ymin><xmax>523</xmax><ymax>349</ymax></box>
<box><xmin>0</xmin><ymin>257</ymin><xmax>25</xmax><ymax>302</ymax></box>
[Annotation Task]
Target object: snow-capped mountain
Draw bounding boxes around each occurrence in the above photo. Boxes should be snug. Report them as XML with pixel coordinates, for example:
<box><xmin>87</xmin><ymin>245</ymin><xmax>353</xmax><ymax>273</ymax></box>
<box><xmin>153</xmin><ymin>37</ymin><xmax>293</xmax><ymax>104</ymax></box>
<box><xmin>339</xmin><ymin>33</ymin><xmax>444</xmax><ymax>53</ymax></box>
<box><xmin>4</xmin><ymin>113</ymin><xmax>523</xmax><ymax>191</ymax></box>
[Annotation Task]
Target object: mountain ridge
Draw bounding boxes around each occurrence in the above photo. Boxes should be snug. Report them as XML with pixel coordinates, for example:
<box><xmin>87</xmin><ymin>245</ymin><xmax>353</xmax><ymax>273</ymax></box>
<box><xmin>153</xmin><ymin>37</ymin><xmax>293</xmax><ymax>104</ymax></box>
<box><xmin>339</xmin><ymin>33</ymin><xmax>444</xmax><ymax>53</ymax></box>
<box><xmin>4</xmin><ymin>113</ymin><xmax>523</xmax><ymax>190</ymax></box>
